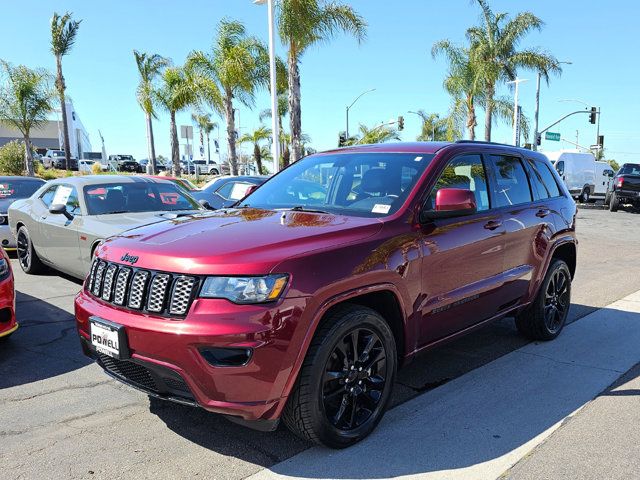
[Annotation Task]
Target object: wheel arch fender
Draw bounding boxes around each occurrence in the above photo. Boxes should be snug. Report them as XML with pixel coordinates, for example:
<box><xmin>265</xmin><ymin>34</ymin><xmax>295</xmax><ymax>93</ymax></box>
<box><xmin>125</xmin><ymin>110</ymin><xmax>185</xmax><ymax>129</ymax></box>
<box><xmin>276</xmin><ymin>281</ymin><xmax>410</xmax><ymax>415</ymax></box>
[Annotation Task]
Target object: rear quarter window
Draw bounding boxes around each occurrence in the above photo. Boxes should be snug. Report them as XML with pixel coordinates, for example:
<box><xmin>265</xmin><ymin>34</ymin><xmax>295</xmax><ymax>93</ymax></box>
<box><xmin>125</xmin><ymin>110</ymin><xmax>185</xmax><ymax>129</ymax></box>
<box><xmin>534</xmin><ymin>160</ymin><xmax>562</xmax><ymax>198</ymax></box>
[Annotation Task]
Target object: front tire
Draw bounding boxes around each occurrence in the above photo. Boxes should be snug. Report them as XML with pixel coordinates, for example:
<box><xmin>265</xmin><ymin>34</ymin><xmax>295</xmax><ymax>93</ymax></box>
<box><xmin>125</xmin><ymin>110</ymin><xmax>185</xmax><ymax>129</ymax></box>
<box><xmin>609</xmin><ymin>192</ymin><xmax>619</xmax><ymax>212</ymax></box>
<box><xmin>283</xmin><ymin>305</ymin><xmax>397</xmax><ymax>449</ymax></box>
<box><xmin>515</xmin><ymin>259</ymin><xmax>571</xmax><ymax>341</ymax></box>
<box><xmin>209</xmin><ymin>169</ymin><xmax>219</xmax><ymax>175</ymax></box>
<box><xmin>16</xmin><ymin>226</ymin><xmax>45</xmax><ymax>274</ymax></box>
<box><xmin>579</xmin><ymin>189</ymin><xmax>590</xmax><ymax>204</ymax></box>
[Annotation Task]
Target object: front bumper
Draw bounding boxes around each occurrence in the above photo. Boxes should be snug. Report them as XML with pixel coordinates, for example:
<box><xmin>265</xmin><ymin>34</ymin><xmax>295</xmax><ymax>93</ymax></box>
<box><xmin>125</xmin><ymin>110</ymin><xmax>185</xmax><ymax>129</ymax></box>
<box><xmin>75</xmin><ymin>289</ymin><xmax>310</xmax><ymax>422</ymax></box>
<box><xmin>0</xmin><ymin>273</ymin><xmax>16</xmax><ymax>337</ymax></box>
<box><xmin>0</xmin><ymin>224</ymin><xmax>16</xmax><ymax>249</ymax></box>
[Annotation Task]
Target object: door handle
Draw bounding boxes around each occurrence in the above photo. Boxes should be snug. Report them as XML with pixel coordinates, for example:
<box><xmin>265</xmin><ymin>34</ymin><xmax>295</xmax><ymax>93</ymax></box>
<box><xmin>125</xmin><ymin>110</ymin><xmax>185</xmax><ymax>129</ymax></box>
<box><xmin>483</xmin><ymin>220</ymin><xmax>502</xmax><ymax>231</ymax></box>
<box><xmin>536</xmin><ymin>208</ymin><xmax>550</xmax><ymax>218</ymax></box>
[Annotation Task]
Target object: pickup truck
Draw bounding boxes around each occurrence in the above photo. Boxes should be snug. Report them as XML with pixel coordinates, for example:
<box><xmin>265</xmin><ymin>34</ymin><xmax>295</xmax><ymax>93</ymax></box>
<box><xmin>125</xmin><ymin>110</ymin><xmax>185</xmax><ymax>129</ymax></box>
<box><xmin>605</xmin><ymin>163</ymin><xmax>640</xmax><ymax>212</ymax></box>
<box><xmin>42</xmin><ymin>150</ymin><xmax>78</xmax><ymax>170</ymax></box>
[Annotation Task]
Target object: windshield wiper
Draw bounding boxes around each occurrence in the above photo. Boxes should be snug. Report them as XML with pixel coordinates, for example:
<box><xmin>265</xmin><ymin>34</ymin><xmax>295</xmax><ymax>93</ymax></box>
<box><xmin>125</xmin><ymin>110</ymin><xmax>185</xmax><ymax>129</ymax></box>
<box><xmin>289</xmin><ymin>205</ymin><xmax>331</xmax><ymax>214</ymax></box>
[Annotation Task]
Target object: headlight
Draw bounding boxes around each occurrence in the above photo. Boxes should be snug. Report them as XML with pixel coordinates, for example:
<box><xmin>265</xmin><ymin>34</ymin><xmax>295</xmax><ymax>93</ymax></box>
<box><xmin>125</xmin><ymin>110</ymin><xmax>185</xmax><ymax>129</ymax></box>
<box><xmin>199</xmin><ymin>274</ymin><xmax>288</xmax><ymax>304</ymax></box>
<box><xmin>0</xmin><ymin>258</ymin><xmax>9</xmax><ymax>278</ymax></box>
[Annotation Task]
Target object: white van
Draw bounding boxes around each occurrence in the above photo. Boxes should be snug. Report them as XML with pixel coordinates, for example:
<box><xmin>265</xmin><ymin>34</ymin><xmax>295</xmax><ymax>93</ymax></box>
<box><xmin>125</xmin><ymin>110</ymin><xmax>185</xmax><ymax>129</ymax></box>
<box><xmin>544</xmin><ymin>150</ymin><xmax>596</xmax><ymax>203</ymax></box>
<box><xmin>593</xmin><ymin>161</ymin><xmax>615</xmax><ymax>201</ymax></box>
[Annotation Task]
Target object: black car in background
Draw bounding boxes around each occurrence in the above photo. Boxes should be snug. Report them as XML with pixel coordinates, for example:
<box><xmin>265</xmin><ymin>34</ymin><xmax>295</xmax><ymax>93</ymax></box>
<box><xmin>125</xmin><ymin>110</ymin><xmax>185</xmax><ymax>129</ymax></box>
<box><xmin>606</xmin><ymin>163</ymin><xmax>640</xmax><ymax>212</ymax></box>
<box><xmin>192</xmin><ymin>175</ymin><xmax>268</xmax><ymax>209</ymax></box>
<box><xmin>138</xmin><ymin>158</ymin><xmax>168</xmax><ymax>172</ymax></box>
<box><xmin>0</xmin><ymin>176</ymin><xmax>45</xmax><ymax>248</ymax></box>
<box><xmin>118</xmin><ymin>160</ymin><xmax>143</xmax><ymax>173</ymax></box>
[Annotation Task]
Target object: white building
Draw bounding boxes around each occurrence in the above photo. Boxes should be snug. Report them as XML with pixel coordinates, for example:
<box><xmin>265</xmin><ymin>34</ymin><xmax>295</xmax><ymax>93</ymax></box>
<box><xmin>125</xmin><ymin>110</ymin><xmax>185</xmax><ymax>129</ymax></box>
<box><xmin>0</xmin><ymin>99</ymin><xmax>91</xmax><ymax>158</ymax></box>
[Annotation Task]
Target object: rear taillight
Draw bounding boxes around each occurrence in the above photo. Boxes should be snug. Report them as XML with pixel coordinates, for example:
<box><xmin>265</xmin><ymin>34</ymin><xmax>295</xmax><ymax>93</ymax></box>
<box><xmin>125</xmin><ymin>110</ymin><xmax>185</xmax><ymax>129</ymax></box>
<box><xmin>617</xmin><ymin>178</ymin><xmax>624</xmax><ymax>188</ymax></box>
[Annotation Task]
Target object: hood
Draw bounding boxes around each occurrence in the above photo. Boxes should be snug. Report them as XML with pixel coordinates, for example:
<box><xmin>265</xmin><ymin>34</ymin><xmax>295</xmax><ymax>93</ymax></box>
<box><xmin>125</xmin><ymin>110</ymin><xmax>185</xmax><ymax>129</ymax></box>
<box><xmin>97</xmin><ymin>208</ymin><xmax>382</xmax><ymax>275</ymax></box>
<box><xmin>94</xmin><ymin>210</ymin><xmax>202</xmax><ymax>230</ymax></box>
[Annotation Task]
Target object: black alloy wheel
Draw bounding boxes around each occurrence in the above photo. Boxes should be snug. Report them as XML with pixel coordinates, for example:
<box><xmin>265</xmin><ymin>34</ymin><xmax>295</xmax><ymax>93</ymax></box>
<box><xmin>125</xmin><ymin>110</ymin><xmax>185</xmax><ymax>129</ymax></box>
<box><xmin>543</xmin><ymin>268</ymin><xmax>570</xmax><ymax>335</ymax></box>
<box><xmin>283</xmin><ymin>305</ymin><xmax>397</xmax><ymax>448</ymax></box>
<box><xmin>322</xmin><ymin>327</ymin><xmax>387</xmax><ymax>431</ymax></box>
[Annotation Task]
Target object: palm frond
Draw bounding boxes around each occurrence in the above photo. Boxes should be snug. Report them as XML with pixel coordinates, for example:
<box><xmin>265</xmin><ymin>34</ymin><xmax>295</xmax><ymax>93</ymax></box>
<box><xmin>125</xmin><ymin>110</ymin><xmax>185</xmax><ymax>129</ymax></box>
<box><xmin>50</xmin><ymin>12</ymin><xmax>82</xmax><ymax>57</ymax></box>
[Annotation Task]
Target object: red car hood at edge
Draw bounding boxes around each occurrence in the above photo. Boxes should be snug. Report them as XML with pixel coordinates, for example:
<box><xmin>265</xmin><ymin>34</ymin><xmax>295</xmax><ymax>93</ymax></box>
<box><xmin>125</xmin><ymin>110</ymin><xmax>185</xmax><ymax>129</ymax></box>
<box><xmin>95</xmin><ymin>208</ymin><xmax>383</xmax><ymax>276</ymax></box>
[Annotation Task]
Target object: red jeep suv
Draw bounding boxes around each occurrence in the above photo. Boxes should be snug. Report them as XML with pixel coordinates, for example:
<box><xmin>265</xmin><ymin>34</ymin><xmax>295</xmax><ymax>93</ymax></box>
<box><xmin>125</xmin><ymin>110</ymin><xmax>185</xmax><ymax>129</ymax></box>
<box><xmin>75</xmin><ymin>141</ymin><xmax>577</xmax><ymax>448</ymax></box>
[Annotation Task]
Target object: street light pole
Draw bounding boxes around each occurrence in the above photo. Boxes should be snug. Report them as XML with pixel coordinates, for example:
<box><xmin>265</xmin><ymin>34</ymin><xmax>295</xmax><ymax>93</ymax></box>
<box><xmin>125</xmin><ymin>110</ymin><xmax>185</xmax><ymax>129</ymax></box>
<box><xmin>254</xmin><ymin>0</ymin><xmax>280</xmax><ymax>173</ymax></box>
<box><xmin>533</xmin><ymin>61</ymin><xmax>572</xmax><ymax>151</ymax></box>
<box><xmin>346</xmin><ymin>88</ymin><xmax>375</xmax><ymax>139</ymax></box>
<box><xmin>507</xmin><ymin>78</ymin><xmax>527</xmax><ymax>147</ymax></box>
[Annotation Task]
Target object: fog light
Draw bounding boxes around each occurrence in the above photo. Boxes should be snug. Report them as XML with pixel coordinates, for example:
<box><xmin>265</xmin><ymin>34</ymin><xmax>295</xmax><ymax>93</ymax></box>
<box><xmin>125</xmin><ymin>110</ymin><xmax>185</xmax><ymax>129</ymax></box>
<box><xmin>200</xmin><ymin>347</ymin><xmax>253</xmax><ymax>367</ymax></box>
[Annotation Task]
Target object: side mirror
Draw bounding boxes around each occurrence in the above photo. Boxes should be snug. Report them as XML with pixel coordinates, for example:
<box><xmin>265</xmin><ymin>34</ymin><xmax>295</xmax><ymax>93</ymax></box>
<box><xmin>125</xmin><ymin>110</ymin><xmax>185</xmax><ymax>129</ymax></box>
<box><xmin>198</xmin><ymin>199</ymin><xmax>215</xmax><ymax>210</ymax></box>
<box><xmin>421</xmin><ymin>188</ymin><xmax>477</xmax><ymax>222</ymax></box>
<box><xmin>49</xmin><ymin>203</ymin><xmax>74</xmax><ymax>220</ymax></box>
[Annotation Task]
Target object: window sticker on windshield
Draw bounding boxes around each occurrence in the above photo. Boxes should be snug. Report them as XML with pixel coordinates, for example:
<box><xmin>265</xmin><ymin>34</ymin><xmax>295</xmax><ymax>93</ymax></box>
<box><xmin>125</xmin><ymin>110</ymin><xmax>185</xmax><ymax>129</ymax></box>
<box><xmin>414</xmin><ymin>156</ymin><xmax>423</xmax><ymax>162</ymax></box>
<box><xmin>52</xmin><ymin>185</ymin><xmax>72</xmax><ymax>205</ymax></box>
<box><xmin>372</xmin><ymin>204</ymin><xmax>391</xmax><ymax>214</ymax></box>
<box><xmin>0</xmin><ymin>184</ymin><xmax>13</xmax><ymax>197</ymax></box>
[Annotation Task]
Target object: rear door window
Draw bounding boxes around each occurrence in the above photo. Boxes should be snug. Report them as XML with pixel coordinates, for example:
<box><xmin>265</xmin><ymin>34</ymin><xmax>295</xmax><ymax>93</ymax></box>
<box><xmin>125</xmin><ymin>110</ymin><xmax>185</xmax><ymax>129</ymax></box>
<box><xmin>524</xmin><ymin>159</ymin><xmax>549</xmax><ymax>201</ymax></box>
<box><xmin>486</xmin><ymin>155</ymin><xmax>532</xmax><ymax>208</ymax></box>
<box><xmin>534</xmin><ymin>160</ymin><xmax>562</xmax><ymax>198</ymax></box>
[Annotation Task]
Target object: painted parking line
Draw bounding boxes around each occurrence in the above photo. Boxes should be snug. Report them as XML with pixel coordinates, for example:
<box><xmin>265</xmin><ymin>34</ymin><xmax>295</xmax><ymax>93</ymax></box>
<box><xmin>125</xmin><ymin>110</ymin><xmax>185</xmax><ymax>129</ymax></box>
<box><xmin>249</xmin><ymin>290</ymin><xmax>640</xmax><ymax>480</ymax></box>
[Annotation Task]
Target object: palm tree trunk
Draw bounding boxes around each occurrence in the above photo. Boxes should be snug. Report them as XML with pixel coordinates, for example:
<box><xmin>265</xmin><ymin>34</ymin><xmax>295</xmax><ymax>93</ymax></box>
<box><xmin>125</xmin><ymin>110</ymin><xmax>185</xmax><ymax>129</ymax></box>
<box><xmin>146</xmin><ymin>113</ymin><xmax>157</xmax><ymax>174</ymax></box>
<box><xmin>467</xmin><ymin>96</ymin><xmax>476</xmax><ymax>141</ymax></box>
<box><xmin>225</xmin><ymin>94</ymin><xmax>238</xmax><ymax>176</ymax></box>
<box><xmin>287</xmin><ymin>48</ymin><xmax>302</xmax><ymax>163</ymax></box>
<box><xmin>56</xmin><ymin>57</ymin><xmax>72</xmax><ymax>170</ymax></box>
<box><xmin>23</xmin><ymin>134</ymin><xmax>35</xmax><ymax>177</ymax></box>
<box><xmin>170</xmin><ymin>110</ymin><xmax>180</xmax><ymax>177</ymax></box>
<box><xmin>254</xmin><ymin>143</ymin><xmax>263</xmax><ymax>175</ymax></box>
<box><xmin>484</xmin><ymin>84</ymin><xmax>495</xmax><ymax>142</ymax></box>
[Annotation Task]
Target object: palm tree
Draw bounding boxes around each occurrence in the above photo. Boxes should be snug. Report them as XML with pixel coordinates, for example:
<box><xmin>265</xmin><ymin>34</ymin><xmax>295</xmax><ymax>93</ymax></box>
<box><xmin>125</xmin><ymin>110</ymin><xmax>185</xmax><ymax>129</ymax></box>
<box><xmin>191</xmin><ymin>113</ymin><xmax>218</xmax><ymax>163</ymax></box>
<box><xmin>346</xmin><ymin>123</ymin><xmax>400</xmax><ymax>146</ymax></box>
<box><xmin>468</xmin><ymin>0</ymin><xmax>561</xmax><ymax>141</ymax></box>
<box><xmin>50</xmin><ymin>12</ymin><xmax>81</xmax><ymax>170</ymax></box>
<box><xmin>432</xmin><ymin>41</ymin><xmax>482</xmax><ymax>140</ymax></box>
<box><xmin>412</xmin><ymin>111</ymin><xmax>450</xmax><ymax>142</ymax></box>
<box><xmin>277</xmin><ymin>0</ymin><xmax>367</xmax><ymax>162</ymax></box>
<box><xmin>154</xmin><ymin>66</ymin><xmax>199</xmax><ymax>177</ymax></box>
<box><xmin>186</xmin><ymin>19</ymin><xmax>269</xmax><ymax>175</ymax></box>
<box><xmin>134</xmin><ymin>51</ymin><xmax>169</xmax><ymax>174</ymax></box>
<box><xmin>239</xmin><ymin>126</ymin><xmax>272</xmax><ymax>175</ymax></box>
<box><xmin>0</xmin><ymin>62</ymin><xmax>54</xmax><ymax>176</ymax></box>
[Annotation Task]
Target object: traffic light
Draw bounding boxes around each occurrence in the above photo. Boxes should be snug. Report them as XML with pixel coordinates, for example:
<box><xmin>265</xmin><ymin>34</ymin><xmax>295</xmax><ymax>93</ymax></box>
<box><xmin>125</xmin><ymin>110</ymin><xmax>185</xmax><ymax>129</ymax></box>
<box><xmin>536</xmin><ymin>133</ymin><xmax>542</xmax><ymax>146</ymax></box>
<box><xmin>398</xmin><ymin>116</ymin><xmax>405</xmax><ymax>131</ymax></box>
<box><xmin>338</xmin><ymin>132</ymin><xmax>347</xmax><ymax>147</ymax></box>
<box><xmin>598</xmin><ymin>135</ymin><xmax>604</xmax><ymax>149</ymax></box>
<box><xmin>589</xmin><ymin>107</ymin><xmax>597</xmax><ymax>124</ymax></box>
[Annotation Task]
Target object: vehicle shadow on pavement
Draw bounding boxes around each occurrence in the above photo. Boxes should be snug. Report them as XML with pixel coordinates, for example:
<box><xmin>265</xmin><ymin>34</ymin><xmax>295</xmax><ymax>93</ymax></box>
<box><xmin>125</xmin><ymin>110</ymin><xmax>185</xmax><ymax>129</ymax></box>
<box><xmin>254</xmin><ymin>304</ymin><xmax>640</xmax><ymax>479</ymax></box>
<box><xmin>146</xmin><ymin>304</ymin><xmax>596</xmax><ymax>471</ymax></box>
<box><xmin>0</xmin><ymin>290</ymin><xmax>91</xmax><ymax>389</ymax></box>
<box><xmin>148</xmin><ymin>398</ymin><xmax>310</xmax><ymax>466</ymax></box>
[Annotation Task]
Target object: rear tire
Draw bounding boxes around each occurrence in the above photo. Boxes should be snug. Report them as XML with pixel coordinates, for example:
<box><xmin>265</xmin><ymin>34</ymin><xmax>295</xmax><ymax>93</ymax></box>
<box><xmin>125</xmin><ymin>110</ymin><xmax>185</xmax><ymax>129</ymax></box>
<box><xmin>516</xmin><ymin>259</ymin><xmax>571</xmax><ymax>341</ymax></box>
<box><xmin>209</xmin><ymin>169</ymin><xmax>219</xmax><ymax>175</ymax></box>
<box><xmin>609</xmin><ymin>193</ymin><xmax>619</xmax><ymax>212</ymax></box>
<box><xmin>283</xmin><ymin>304</ymin><xmax>397</xmax><ymax>449</ymax></box>
<box><xmin>16</xmin><ymin>226</ymin><xmax>45</xmax><ymax>274</ymax></box>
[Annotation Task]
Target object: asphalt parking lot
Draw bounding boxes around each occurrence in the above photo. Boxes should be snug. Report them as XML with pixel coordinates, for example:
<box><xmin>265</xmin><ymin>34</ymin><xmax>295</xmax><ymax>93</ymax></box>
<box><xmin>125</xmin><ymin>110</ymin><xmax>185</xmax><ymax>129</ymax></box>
<box><xmin>1</xmin><ymin>206</ymin><xmax>639</xmax><ymax>480</ymax></box>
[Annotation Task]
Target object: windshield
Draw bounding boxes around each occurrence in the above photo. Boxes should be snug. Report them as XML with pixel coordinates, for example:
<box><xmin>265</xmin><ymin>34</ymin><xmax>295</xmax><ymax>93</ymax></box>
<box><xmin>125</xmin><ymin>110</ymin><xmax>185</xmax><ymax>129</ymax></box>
<box><xmin>118</xmin><ymin>155</ymin><xmax>134</xmax><ymax>161</ymax></box>
<box><xmin>83</xmin><ymin>181</ymin><xmax>202</xmax><ymax>215</ymax></box>
<box><xmin>0</xmin><ymin>180</ymin><xmax>43</xmax><ymax>199</ymax></box>
<box><xmin>82</xmin><ymin>152</ymin><xmax>103</xmax><ymax>160</ymax></box>
<box><xmin>240</xmin><ymin>152</ymin><xmax>434</xmax><ymax>217</ymax></box>
<box><xmin>619</xmin><ymin>164</ymin><xmax>640</xmax><ymax>175</ymax></box>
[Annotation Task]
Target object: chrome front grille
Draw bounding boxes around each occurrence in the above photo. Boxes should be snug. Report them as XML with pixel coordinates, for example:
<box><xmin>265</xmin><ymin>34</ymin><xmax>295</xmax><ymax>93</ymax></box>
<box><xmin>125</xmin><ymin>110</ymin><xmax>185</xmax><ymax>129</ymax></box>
<box><xmin>170</xmin><ymin>277</ymin><xmax>197</xmax><ymax>315</ymax></box>
<box><xmin>87</xmin><ymin>259</ymin><xmax>198</xmax><ymax>317</ymax></box>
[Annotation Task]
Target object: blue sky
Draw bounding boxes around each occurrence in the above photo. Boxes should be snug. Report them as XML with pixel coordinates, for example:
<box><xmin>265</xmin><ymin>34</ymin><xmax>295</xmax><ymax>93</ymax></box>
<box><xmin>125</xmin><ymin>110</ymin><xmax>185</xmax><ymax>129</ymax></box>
<box><xmin>2</xmin><ymin>0</ymin><xmax>639</xmax><ymax>164</ymax></box>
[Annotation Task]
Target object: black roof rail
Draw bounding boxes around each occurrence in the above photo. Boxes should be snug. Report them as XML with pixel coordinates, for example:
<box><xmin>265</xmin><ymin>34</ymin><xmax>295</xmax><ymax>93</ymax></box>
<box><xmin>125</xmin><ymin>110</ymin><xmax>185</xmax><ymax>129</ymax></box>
<box><xmin>455</xmin><ymin>140</ymin><xmax>521</xmax><ymax>148</ymax></box>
